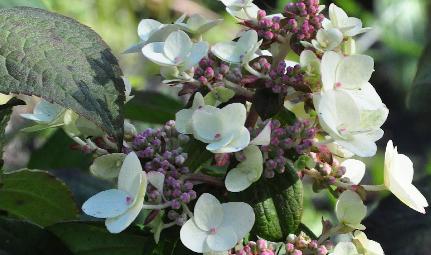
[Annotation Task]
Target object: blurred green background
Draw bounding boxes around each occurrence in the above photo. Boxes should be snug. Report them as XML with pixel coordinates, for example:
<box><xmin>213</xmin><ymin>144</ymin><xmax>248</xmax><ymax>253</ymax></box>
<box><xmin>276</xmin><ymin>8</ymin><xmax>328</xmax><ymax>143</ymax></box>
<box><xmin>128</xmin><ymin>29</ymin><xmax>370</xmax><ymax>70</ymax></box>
<box><xmin>1</xmin><ymin>0</ymin><xmax>431</xmax><ymax>254</ymax></box>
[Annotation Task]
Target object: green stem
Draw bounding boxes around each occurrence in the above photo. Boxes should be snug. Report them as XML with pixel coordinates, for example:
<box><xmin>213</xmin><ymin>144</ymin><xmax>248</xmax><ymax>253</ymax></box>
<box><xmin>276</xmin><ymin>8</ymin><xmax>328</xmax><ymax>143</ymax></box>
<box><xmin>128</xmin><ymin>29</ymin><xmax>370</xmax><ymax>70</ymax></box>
<box><xmin>142</xmin><ymin>202</ymin><xmax>171</xmax><ymax>210</ymax></box>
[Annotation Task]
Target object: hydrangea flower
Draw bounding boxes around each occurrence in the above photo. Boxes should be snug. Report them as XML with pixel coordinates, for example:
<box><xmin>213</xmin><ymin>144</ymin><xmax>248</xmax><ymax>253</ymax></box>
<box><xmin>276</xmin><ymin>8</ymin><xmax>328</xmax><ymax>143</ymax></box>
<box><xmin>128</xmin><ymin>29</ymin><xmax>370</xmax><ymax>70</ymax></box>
<box><xmin>142</xmin><ymin>30</ymin><xmax>209</xmax><ymax>71</ymax></box>
<box><xmin>212</xmin><ymin>30</ymin><xmax>262</xmax><ymax>66</ymax></box>
<box><xmin>313</xmin><ymin>89</ymin><xmax>386</xmax><ymax>157</ymax></box>
<box><xmin>220</xmin><ymin>0</ymin><xmax>260</xmax><ymax>20</ymax></box>
<box><xmin>335</xmin><ymin>190</ymin><xmax>366</xmax><ymax>230</ymax></box>
<box><xmin>124</xmin><ymin>19</ymin><xmax>180</xmax><ymax>53</ymax></box>
<box><xmin>82</xmin><ymin>152</ymin><xmax>147</xmax><ymax>233</ymax></box>
<box><xmin>20</xmin><ymin>99</ymin><xmax>64</xmax><ymax>124</ymax></box>
<box><xmin>175</xmin><ymin>14</ymin><xmax>222</xmax><ymax>34</ymax></box>
<box><xmin>352</xmin><ymin>231</ymin><xmax>384</xmax><ymax>255</ymax></box>
<box><xmin>383</xmin><ymin>140</ymin><xmax>428</xmax><ymax>213</ymax></box>
<box><xmin>225</xmin><ymin>145</ymin><xmax>263</xmax><ymax>192</ymax></box>
<box><xmin>302</xmin><ymin>28</ymin><xmax>343</xmax><ymax>52</ymax></box>
<box><xmin>180</xmin><ymin>193</ymin><xmax>255</xmax><ymax>253</ymax></box>
<box><xmin>175</xmin><ymin>93</ymin><xmax>250</xmax><ymax>153</ymax></box>
<box><xmin>323</xmin><ymin>4</ymin><xmax>370</xmax><ymax>37</ymax></box>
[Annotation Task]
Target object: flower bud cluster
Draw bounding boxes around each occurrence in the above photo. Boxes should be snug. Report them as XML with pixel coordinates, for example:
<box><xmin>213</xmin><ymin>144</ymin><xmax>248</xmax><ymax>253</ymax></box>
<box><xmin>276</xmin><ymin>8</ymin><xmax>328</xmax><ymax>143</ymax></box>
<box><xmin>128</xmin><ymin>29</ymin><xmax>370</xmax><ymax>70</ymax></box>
<box><xmin>265</xmin><ymin>61</ymin><xmax>308</xmax><ymax>94</ymax></box>
<box><xmin>283</xmin><ymin>0</ymin><xmax>324</xmax><ymax>43</ymax></box>
<box><xmin>308</xmin><ymin>148</ymin><xmax>348</xmax><ymax>191</ymax></box>
<box><xmin>285</xmin><ymin>233</ymin><xmax>332</xmax><ymax>255</ymax></box>
<box><xmin>129</xmin><ymin>121</ymin><xmax>196</xmax><ymax>214</ymax></box>
<box><xmin>252</xmin><ymin>119</ymin><xmax>316</xmax><ymax>178</ymax></box>
<box><xmin>254</xmin><ymin>10</ymin><xmax>283</xmax><ymax>44</ymax></box>
<box><xmin>232</xmin><ymin>239</ymin><xmax>276</xmax><ymax>255</ymax></box>
<box><xmin>194</xmin><ymin>54</ymin><xmax>231</xmax><ymax>87</ymax></box>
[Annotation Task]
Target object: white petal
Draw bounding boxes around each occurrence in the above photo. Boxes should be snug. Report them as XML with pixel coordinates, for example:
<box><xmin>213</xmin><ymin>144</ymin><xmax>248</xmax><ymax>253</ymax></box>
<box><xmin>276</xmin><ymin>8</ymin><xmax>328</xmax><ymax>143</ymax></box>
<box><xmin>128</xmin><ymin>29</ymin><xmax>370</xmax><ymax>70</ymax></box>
<box><xmin>118</xmin><ymin>152</ymin><xmax>143</xmax><ymax>196</ymax></box>
<box><xmin>180</xmin><ymin>218</ymin><xmax>210</xmax><ymax>253</ymax></box>
<box><xmin>146</xmin><ymin>24</ymin><xmax>181</xmax><ymax>44</ymax></box>
<box><xmin>82</xmin><ymin>189</ymin><xmax>131</xmax><ymax>218</ymax></box>
<box><xmin>21</xmin><ymin>100</ymin><xmax>63</xmax><ymax>123</ymax></box>
<box><xmin>175</xmin><ymin>109</ymin><xmax>194</xmax><ymax>134</ymax></box>
<box><xmin>212</xmin><ymin>127</ymin><xmax>250</xmax><ymax>153</ymax></box>
<box><xmin>333</xmin><ymin>241</ymin><xmax>358</xmax><ymax>255</ymax></box>
<box><xmin>321</xmin><ymin>51</ymin><xmax>342</xmax><ymax>91</ymax></box>
<box><xmin>316</xmin><ymin>28</ymin><xmax>343</xmax><ymax>50</ymax></box>
<box><xmin>341</xmin><ymin>159</ymin><xmax>366</xmax><ymax>185</ymax></box>
<box><xmin>251</xmin><ymin>121</ymin><xmax>271</xmax><ymax>146</ymax></box>
<box><xmin>336</xmin><ymin>55</ymin><xmax>374</xmax><ymax>89</ymax></box>
<box><xmin>164</xmin><ymin>30</ymin><xmax>192</xmax><ymax>64</ymax></box>
<box><xmin>194</xmin><ymin>193</ymin><xmax>224</xmax><ymax>231</ymax></box>
<box><xmin>192</xmin><ymin>92</ymin><xmax>205</xmax><ymax>109</ymax></box>
<box><xmin>182</xmin><ymin>41</ymin><xmax>209</xmax><ymax>70</ymax></box>
<box><xmin>336</xmin><ymin>132</ymin><xmax>379</xmax><ymax>158</ymax></box>
<box><xmin>138</xmin><ymin>19</ymin><xmax>163</xmax><ymax>41</ymax></box>
<box><xmin>147</xmin><ymin>171</ymin><xmax>165</xmax><ymax>192</ymax></box>
<box><xmin>212</xmin><ymin>42</ymin><xmax>241</xmax><ymax>63</ymax></box>
<box><xmin>300</xmin><ymin>50</ymin><xmax>319</xmax><ymax>69</ymax></box>
<box><xmin>105</xmin><ymin>174</ymin><xmax>147</xmax><ymax>233</ymax></box>
<box><xmin>235</xmin><ymin>30</ymin><xmax>258</xmax><ymax>55</ymax></box>
<box><xmin>225</xmin><ymin>167</ymin><xmax>253</xmax><ymax>192</ymax></box>
<box><xmin>192</xmin><ymin>106</ymin><xmax>224</xmax><ymax>143</ymax></box>
<box><xmin>388</xmin><ymin>180</ymin><xmax>428</xmax><ymax>214</ymax></box>
<box><xmin>226</xmin><ymin>4</ymin><xmax>259</xmax><ymax>20</ymax></box>
<box><xmin>220</xmin><ymin>202</ymin><xmax>255</xmax><ymax>240</ymax></box>
<box><xmin>347</xmin><ymin>83</ymin><xmax>382</xmax><ymax>110</ymax></box>
<box><xmin>142</xmin><ymin>42</ymin><xmax>176</xmax><ymax>66</ymax></box>
<box><xmin>90</xmin><ymin>153</ymin><xmax>126</xmax><ymax>179</ymax></box>
<box><xmin>335</xmin><ymin>190</ymin><xmax>367</xmax><ymax>228</ymax></box>
<box><xmin>329</xmin><ymin>4</ymin><xmax>349</xmax><ymax>28</ymax></box>
<box><xmin>353</xmin><ymin>231</ymin><xmax>384</xmax><ymax>255</ymax></box>
<box><xmin>219</xmin><ymin>103</ymin><xmax>247</xmax><ymax>132</ymax></box>
<box><xmin>206</xmin><ymin>226</ymin><xmax>237</xmax><ymax>252</ymax></box>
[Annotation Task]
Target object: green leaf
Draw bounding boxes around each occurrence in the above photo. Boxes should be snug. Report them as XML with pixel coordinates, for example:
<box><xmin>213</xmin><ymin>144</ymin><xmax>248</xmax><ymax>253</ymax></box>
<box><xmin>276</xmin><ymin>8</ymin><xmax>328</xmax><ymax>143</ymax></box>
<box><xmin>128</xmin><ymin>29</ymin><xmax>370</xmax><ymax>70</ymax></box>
<box><xmin>28</xmin><ymin>129</ymin><xmax>92</xmax><ymax>170</ymax></box>
<box><xmin>274</xmin><ymin>107</ymin><xmax>296</xmax><ymax>126</ymax></box>
<box><xmin>0</xmin><ymin>0</ymin><xmax>45</xmax><ymax>8</ymax></box>
<box><xmin>408</xmin><ymin>42</ymin><xmax>431</xmax><ymax>113</ymax></box>
<box><xmin>0</xmin><ymin>217</ymin><xmax>72</xmax><ymax>255</ymax></box>
<box><xmin>0</xmin><ymin>169</ymin><xmax>79</xmax><ymax>226</ymax></box>
<box><xmin>125</xmin><ymin>91</ymin><xmax>183</xmax><ymax>124</ymax></box>
<box><xmin>48</xmin><ymin>221</ymin><xmax>156</xmax><ymax>255</ymax></box>
<box><xmin>0</xmin><ymin>7</ymin><xmax>125</xmax><ymax>145</ymax></box>
<box><xmin>183</xmin><ymin>139</ymin><xmax>213</xmax><ymax>172</ymax></box>
<box><xmin>363</xmin><ymin>176</ymin><xmax>431</xmax><ymax>255</ymax></box>
<box><xmin>235</xmin><ymin>166</ymin><xmax>303</xmax><ymax>241</ymax></box>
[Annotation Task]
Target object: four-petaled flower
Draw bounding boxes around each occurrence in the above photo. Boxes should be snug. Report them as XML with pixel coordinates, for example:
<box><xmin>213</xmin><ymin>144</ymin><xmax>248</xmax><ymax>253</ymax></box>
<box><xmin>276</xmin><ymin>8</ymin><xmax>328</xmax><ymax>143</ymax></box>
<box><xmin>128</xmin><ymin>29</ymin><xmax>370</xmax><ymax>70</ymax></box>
<box><xmin>142</xmin><ymin>30</ymin><xmax>209</xmax><ymax>71</ymax></box>
<box><xmin>219</xmin><ymin>0</ymin><xmax>260</xmax><ymax>20</ymax></box>
<box><xmin>82</xmin><ymin>152</ymin><xmax>148</xmax><ymax>233</ymax></box>
<box><xmin>180</xmin><ymin>193</ymin><xmax>255</xmax><ymax>253</ymax></box>
<box><xmin>323</xmin><ymin>4</ymin><xmax>371</xmax><ymax>37</ymax></box>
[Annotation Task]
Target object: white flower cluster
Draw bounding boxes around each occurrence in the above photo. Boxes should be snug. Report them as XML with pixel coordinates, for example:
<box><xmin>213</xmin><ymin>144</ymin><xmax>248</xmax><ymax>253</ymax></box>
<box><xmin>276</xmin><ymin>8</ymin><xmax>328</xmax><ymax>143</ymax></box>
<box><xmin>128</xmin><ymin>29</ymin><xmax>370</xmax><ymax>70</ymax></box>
<box><xmin>18</xmin><ymin>1</ymin><xmax>428</xmax><ymax>255</ymax></box>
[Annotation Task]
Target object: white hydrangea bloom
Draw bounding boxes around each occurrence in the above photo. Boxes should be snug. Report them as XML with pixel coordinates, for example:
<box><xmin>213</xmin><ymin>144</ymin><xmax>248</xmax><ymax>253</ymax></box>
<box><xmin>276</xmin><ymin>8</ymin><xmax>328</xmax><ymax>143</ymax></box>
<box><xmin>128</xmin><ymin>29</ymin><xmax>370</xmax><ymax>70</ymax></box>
<box><xmin>250</xmin><ymin>121</ymin><xmax>271</xmax><ymax>146</ymax></box>
<box><xmin>142</xmin><ymin>30</ymin><xmax>209</xmax><ymax>71</ymax></box>
<box><xmin>175</xmin><ymin>93</ymin><xmax>250</xmax><ymax>153</ymax></box>
<box><xmin>219</xmin><ymin>0</ymin><xmax>260</xmax><ymax>20</ymax></box>
<box><xmin>82</xmin><ymin>152</ymin><xmax>147</xmax><ymax>233</ymax></box>
<box><xmin>20</xmin><ymin>99</ymin><xmax>65</xmax><ymax>124</ymax></box>
<box><xmin>147</xmin><ymin>171</ymin><xmax>165</xmax><ymax>193</ymax></box>
<box><xmin>124</xmin><ymin>19</ymin><xmax>180</xmax><ymax>54</ymax></box>
<box><xmin>180</xmin><ymin>193</ymin><xmax>255</xmax><ymax>253</ymax></box>
<box><xmin>335</xmin><ymin>190</ymin><xmax>367</xmax><ymax>230</ymax></box>
<box><xmin>383</xmin><ymin>140</ymin><xmax>428</xmax><ymax>214</ymax></box>
<box><xmin>225</xmin><ymin>145</ymin><xmax>263</xmax><ymax>192</ymax></box>
<box><xmin>212</xmin><ymin>30</ymin><xmax>262</xmax><ymax>66</ymax></box>
<box><xmin>353</xmin><ymin>231</ymin><xmax>385</xmax><ymax>255</ymax></box>
<box><xmin>323</xmin><ymin>4</ymin><xmax>371</xmax><ymax>37</ymax></box>
<box><xmin>302</xmin><ymin>28</ymin><xmax>343</xmax><ymax>52</ymax></box>
<box><xmin>313</xmin><ymin>90</ymin><xmax>385</xmax><ymax>157</ymax></box>
<box><xmin>176</xmin><ymin>14</ymin><xmax>222</xmax><ymax>34</ymax></box>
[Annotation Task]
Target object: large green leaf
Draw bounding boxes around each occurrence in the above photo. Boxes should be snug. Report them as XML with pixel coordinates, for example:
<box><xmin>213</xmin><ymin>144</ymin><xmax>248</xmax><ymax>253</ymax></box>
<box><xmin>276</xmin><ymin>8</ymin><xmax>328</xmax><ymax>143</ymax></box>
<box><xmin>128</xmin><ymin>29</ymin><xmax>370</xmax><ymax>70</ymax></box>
<box><xmin>235</xmin><ymin>166</ymin><xmax>303</xmax><ymax>241</ymax></box>
<box><xmin>48</xmin><ymin>221</ymin><xmax>155</xmax><ymax>255</ymax></box>
<box><xmin>0</xmin><ymin>169</ymin><xmax>79</xmax><ymax>226</ymax></box>
<box><xmin>125</xmin><ymin>91</ymin><xmax>183</xmax><ymax>124</ymax></box>
<box><xmin>0</xmin><ymin>7</ymin><xmax>125</xmax><ymax>145</ymax></box>
<box><xmin>183</xmin><ymin>139</ymin><xmax>213</xmax><ymax>172</ymax></box>
<box><xmin>408</xmin><ymin>42</ymin><xmax>431</xmax><ymax>113</ymax></box>
<box><xmin>0</xmin><ymin>217</ymin><xmax>71</xmax><ymax>255</ymax></box>
<box><xmin>28</xmin><ymin>129</ymin><xmax>92</xmax><ymax>170</ymax></box>
<box><xmin>0</xmin><ymin>0</ymin><xmax>45</xmax><ymax>8</ymax></box>
<box><xmin>364</xmin><ymin>176</ymin><xmax>431</xmax><ymax>255</ymax></box>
